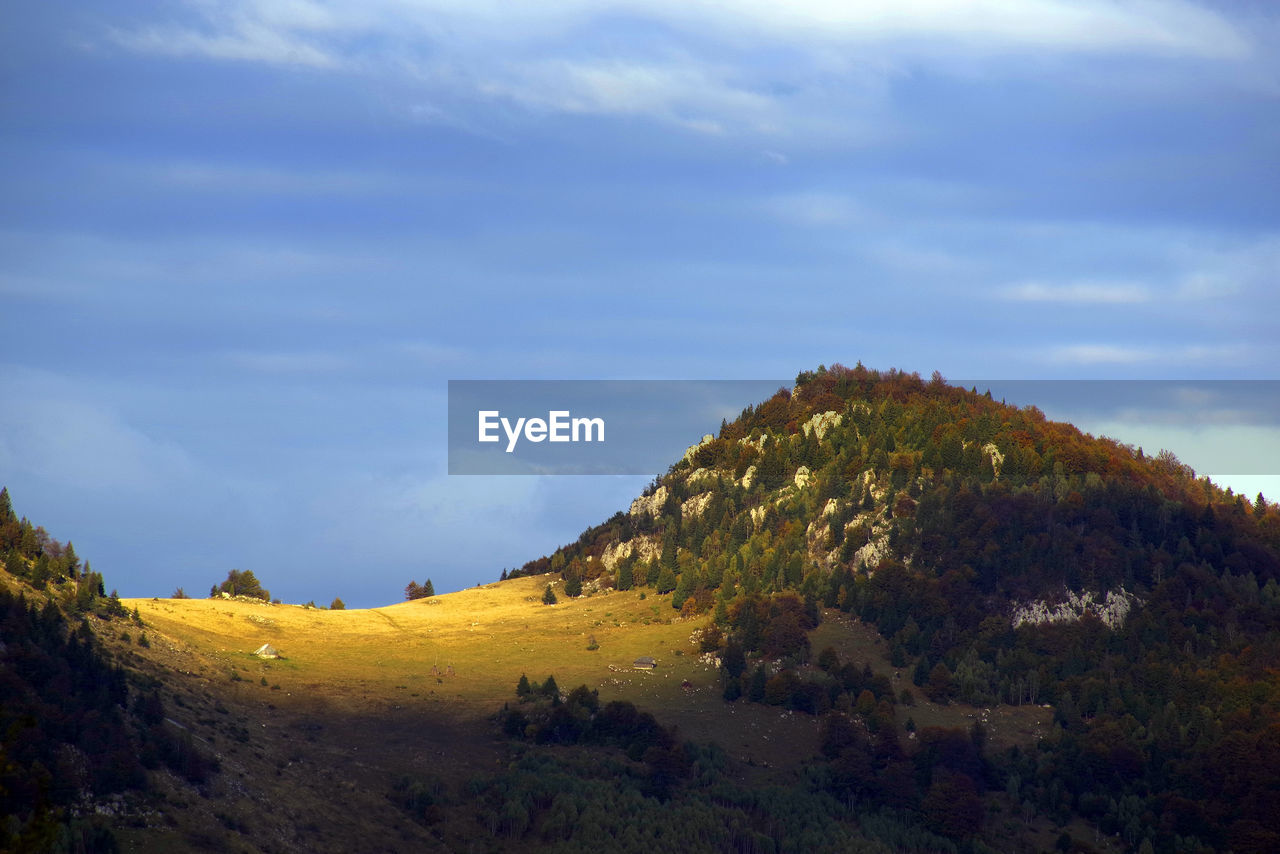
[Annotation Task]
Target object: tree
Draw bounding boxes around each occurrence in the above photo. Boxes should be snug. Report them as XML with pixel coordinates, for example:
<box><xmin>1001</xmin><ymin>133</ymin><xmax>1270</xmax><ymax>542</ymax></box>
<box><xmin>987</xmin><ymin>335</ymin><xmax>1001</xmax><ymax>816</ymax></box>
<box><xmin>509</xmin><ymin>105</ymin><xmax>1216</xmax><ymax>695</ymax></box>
<box><xmin>925</xmin><ymin>662</ymin><xmax>956</xmax><ymax>703</ymax></box>
<box><xmin>922</xmin><ymin>770</ymin><xmax>984</xmax><ymax>838</ymax></box>
<box><xmin>405</xmin><ymin>579</ymin><xmax>435</xmax><ymax>600</ymax></box>
<box><xmin>0</xmin><ymin>486</ymin><xmax>14</xmax><ymax>525</ymax></box>
<box><xmin>542</xmin><ymin>584</ymin><xmax>558</xmax><ymax>605</ymax></box>
<box><xmin>330</xmin><ymin>597</ymin><xmax>346</xmax><ymax>610</ymax></box>
<box><xmin>172</xmin><ymin>587</ymin><xmax>189</xmax><ymax>599</ymax></box>
<box><xmin>656</xmin><ymin>567</ymin><xmax>678</xmax><ymax>595</ymax></box>
<box><xmin>671</xmin><ymin>569</ymin><xmax>695</xmax><ymax>610</ymax></box>
<box><xmin>616</xmin><ymin>559</ymin><xmax>634</xmax><ymax>591</ymax></box>
<box><xmin>563</xmin><ymin>572</ymin><xmax>582</xmax><ymax>598</ymax></box>
<box><xmin>212</xmin><ymin>569</ymin><xmax>269</xmax><ymax>601</ymax></box>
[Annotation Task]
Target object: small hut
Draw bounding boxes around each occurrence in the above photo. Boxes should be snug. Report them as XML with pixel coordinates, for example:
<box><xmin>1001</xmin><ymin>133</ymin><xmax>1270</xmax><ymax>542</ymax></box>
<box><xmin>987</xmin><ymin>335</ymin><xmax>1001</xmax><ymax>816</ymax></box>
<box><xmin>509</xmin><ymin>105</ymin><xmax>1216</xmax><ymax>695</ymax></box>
<box><xmin>253</xmin><ymin>643</ymin><xmax>280</xmax><ymax>659</ymax></box>
<box><xmin>633</xmin><ymin>656</ymin><xmax>656</xmax><ymax>670</ymax></box>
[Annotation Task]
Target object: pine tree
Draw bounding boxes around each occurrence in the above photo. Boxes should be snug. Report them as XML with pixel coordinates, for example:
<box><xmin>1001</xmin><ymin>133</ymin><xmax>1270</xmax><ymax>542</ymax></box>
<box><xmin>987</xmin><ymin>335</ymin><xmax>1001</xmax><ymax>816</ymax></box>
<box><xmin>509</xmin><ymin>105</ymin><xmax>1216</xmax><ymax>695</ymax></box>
<box><xmin>672</xmin><ymin>569</ymin><xmax>695</xmax><ymax>609</ymax></box>
<box><xmin>564</xmin><ymin>571</ymin><xmax>582</xmax><ymax>598</ymax></box>
<box><xmin>423</xmin><ymin>578</ymin><xmax>435</xmax><ymax>597</ymax></box>
<box><xmin>542</xmin><ymin>584</ymin><xmax>558</xmax><ymax>605</ymax></box>
<box><xmin>0</xmin><ymin>487</ymin><xmax>14</xmax><ymax>524</ymax></box>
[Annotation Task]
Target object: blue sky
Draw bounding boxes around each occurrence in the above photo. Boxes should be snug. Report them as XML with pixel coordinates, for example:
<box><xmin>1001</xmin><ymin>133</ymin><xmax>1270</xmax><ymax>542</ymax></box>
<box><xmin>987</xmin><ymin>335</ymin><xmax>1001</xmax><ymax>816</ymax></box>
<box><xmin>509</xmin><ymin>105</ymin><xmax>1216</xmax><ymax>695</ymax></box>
<box><xmin>2</xmin><ymin>1</ymin><xmax>1278</xmax><ymax>606</ymax></box>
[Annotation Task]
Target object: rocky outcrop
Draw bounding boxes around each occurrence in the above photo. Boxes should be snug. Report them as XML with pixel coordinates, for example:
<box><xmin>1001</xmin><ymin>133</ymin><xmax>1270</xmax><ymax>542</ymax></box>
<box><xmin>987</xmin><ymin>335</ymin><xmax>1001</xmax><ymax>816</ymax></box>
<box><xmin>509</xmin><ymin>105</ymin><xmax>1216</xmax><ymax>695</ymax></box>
<box><xmin>628</xmin><ymin>486</ymin><xmax>668</xmax><ymax>518</ymax></box>
<box><xmin>682</xmin><ymin>434</ymin><xmax>716</xmax><ymax>465</ymax></box>
<box><xmin>685</xmin><ymin>467</ymin><xmax>719</xmax><ymax>489</ymax></box>
<box><xmin>601</xmin><ymin>535</ymin><xmax>660</xmax><ymax>570</ymax></box>
<box><xmin>681</xmin><ymin>492</ymin><xmax>713</xmax><ymax>520</ymax></box>
<box><xmin>983</xmin><ymin>442</ymin><xmax>1005</xmax><ymax>479</ymax></box>
<box><xmin>1011</xmin><ymin>588</ymin><xmax>1140</xmax><ymax>630</ymax></box>
<box><xmin>801</xmin><ymin>410</ymin><xmax>842</xmax><ymax>441</ymax></box>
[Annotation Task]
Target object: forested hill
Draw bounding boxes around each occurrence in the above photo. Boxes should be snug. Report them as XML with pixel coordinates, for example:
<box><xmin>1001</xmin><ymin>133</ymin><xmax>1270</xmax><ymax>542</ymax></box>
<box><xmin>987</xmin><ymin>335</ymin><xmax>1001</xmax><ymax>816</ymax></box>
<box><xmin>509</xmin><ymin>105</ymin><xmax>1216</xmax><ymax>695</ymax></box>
<box><xmin>512</xmin><ymin>364</ymin><xmax>1280</xmax><ymax>853</ymax></box>
<box><xmin>0</xmin><ymin>488</ymin><xmax>217</xmax><ymax>851</ymax></box>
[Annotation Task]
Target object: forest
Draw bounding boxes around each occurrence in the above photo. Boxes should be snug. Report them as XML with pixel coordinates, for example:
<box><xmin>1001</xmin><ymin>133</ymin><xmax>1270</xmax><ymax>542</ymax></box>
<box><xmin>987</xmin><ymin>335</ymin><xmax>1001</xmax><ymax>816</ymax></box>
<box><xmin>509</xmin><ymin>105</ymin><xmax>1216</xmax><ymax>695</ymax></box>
<box><xmin>508</xmin><ymin>365</ymin><xmax>1280</xmax><ymax>853</ymax></box>
<box><xmin>0</xmin><ymin>488</ymin><xmax>217</xmax><ymax>852</ymax></box>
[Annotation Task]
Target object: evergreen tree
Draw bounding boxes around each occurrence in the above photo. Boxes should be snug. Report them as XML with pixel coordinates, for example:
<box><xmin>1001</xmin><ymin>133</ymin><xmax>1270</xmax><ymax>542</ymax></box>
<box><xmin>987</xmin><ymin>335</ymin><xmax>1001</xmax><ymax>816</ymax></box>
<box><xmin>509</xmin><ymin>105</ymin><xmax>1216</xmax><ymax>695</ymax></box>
<box><xmin>542</xmin><ymin>584</ymin><xmax>558</xmax><ymax>605</ymax></box>
<box><xmin>0</xmin><ymin>486</ymin><xmax>14</xmax><ymax>524</ymax></box>
<box><xmin>563</xmin><ymin>571</ymin><xmax>582</xmax><ymax>598</ymax></box>
<box><xmin>616</xmin><ymin>559</ymin><xmax>634</xmax><ymax>591</ymax></box>
<box><xmin>671</xmin><ymin>569</ymin><xmax>695</xmax><ymax>610</ymax></box>
<box><xmin>405</xmin><ymin>579</ymin><xmax>435</xmax><ymax>600</ymax></box>
<box><xmin>656</xmin><ymin>567</ymin><xmax>678</xmax><ymax>595</ymax></box>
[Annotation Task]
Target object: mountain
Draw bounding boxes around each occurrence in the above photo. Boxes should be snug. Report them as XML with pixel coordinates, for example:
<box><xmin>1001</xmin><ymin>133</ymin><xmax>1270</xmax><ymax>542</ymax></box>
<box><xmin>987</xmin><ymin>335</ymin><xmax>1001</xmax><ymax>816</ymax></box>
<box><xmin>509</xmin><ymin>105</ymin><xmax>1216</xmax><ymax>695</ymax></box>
<box><xmin>3</xmin><ymin>366</ymin><xmax>1279</xmax><ymax>853</ymax></box>
<box><xmin>510</xmin><ymin>364</ymin><xmax>1280</xmax><ymax>852</ymax></box>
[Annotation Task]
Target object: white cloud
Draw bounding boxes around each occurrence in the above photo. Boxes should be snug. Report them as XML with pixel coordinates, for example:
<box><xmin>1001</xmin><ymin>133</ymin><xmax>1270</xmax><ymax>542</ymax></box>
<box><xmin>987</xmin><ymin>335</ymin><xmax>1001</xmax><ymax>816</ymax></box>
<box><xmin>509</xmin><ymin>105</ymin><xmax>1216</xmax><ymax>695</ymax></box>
<box><xmin>104</xmin><ymin>0</ymin><xmax>1254</xmax><ymax>135</ymax></box>
<box><xmin>1043</xmin><ymin>342</ymin><xmax>1260</xmax><ymax>368</ymax></box>
<box><xmin>111</xmin><ymin>20</ymin><xmax>338</xmax><ymax>68</ymax></box>
<box><xmin>1003</xmin><ymin>280</ymin><xmax>1153</xmax><ymax>304</ymax></box>
<box><xmin>478</xmin><ymin>58</ymin><xmax>774</xmax><ymax>134</ymax></box>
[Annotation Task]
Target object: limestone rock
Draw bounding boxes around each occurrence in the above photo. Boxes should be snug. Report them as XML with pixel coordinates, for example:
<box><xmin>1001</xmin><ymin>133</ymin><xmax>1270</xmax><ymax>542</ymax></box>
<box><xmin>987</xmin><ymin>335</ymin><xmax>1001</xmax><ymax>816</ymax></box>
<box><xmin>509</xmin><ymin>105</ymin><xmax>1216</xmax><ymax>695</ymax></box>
<box><xmin>801</xmin><ymin>410</ymin><xmax>842</xmax><ymax>441</ymax></box>
<box><xmin>629</xmin><ymin>485</ymin><xmax>668</xmax><ymax>518</ymax></box>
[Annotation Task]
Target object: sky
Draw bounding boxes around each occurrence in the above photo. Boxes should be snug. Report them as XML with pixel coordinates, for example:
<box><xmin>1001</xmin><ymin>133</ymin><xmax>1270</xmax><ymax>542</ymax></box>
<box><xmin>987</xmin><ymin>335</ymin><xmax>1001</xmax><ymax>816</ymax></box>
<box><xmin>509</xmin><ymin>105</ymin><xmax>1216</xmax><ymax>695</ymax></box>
<box><xmin>2</xmin><ymin>0</ymin><xmax>1278</xmax><ymax>607</ymax></box>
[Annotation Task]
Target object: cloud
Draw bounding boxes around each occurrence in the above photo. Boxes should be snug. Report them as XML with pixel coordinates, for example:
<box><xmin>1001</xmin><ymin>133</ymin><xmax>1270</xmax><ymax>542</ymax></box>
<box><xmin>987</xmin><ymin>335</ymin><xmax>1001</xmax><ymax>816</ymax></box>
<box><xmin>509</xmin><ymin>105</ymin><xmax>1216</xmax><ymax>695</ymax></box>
<box><xmin>477</xmin><ymin>58</ymin><xmax>775</xmax><ymax>134</ymax></box>
<box><xmin>1002</xmin><ymin>280</ymin><xmax>1153</xmax><ymax>304</ymax></box>
<box><xmin>1042</xmin><ymin>342</ymin><xmax>1260</xmax><ymax>368</ymax></box>
<box><xmin>103</xmin><ymin>0</ymin><xmax>1255</xmax><ymax>137</ymax></box>
<box><xmin>110</xmin><ymin>20</ymin><xmax>339</xmax><ymax>69</ymax></box>
<box><xmin>0</xmin><ymin>367</ymin><xmax>199</xmax><ymax>494</ymax></box>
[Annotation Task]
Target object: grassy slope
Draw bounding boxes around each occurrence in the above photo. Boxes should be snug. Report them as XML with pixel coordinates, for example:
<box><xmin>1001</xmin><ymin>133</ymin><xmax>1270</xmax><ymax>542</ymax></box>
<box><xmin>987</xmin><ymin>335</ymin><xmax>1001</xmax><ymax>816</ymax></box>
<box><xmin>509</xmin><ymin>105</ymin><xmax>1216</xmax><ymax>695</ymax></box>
<box><xmin>112</xmin><ymin>575</ymin><xmax>1052</xmax><ymax>852</ymax></box>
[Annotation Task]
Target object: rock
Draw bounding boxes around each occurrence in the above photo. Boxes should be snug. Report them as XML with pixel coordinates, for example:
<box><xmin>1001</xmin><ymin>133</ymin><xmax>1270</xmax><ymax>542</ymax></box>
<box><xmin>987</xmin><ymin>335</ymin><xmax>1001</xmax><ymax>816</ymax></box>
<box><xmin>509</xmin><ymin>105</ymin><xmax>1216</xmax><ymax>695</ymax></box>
<box><xmin>682</xmin><ymin>434</ymin><xmax>716</xmax><ymax>465</ymax></box>
<box><xmin>801</xmin><ymin>410</ymin><xmax>842</xmax><ymax>440</ymax></box>
<box><xmin>982</xmin><ymin>442</ymin><xmax>1005</xmax><ymax>478</ymax></box>
<box><xmin>1011</xmin><ymin>588</ymin><xmax>1140</xmax><ymax>630</ymax></box>
<box><xmin>628</xmin><ymin>485</ymin><xmax>668</xmax><ymax>518</ymax></box>
<box><xmin>681</xmin><ymin>492</ymin><xmax>713</xmax><ymax>520</ymax></box>
<box><xmin>601</xmin><ymin>536</ymin><xmax>660</xmax><ymax>570</ymax></box>
<box><xmin>741</xmin><ymin>465</ymin><xmax>757</xmax><ymax>490</ymax></box>
<box><xmin>794</xmin><ymin>466</ymin><xmax>812</xmax><ymax>489</ymax></box>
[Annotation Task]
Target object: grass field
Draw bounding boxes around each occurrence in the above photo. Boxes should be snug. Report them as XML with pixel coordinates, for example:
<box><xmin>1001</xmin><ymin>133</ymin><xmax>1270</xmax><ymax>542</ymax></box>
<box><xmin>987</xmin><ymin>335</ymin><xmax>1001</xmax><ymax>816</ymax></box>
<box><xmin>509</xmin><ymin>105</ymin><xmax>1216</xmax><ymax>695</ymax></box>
<box><xmin>109</xmin><ymin>576</ymin><xmax>1056</xmax><ymax>852</ymax></box>
<box><xmin>129</xmin><ymin>574</ymin><xmax>719</xmax><ymax>713</ymax></box>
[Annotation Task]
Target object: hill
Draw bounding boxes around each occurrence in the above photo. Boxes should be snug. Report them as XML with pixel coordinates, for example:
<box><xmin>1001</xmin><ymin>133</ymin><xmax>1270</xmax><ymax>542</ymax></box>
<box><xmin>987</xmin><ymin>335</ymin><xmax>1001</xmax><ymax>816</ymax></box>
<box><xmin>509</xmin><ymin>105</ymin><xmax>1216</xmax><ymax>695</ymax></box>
<box><xmin>4</xmin><ymin>366</ymin><xmax>1279</xmax><ymax>852</ymax></box>
<box><xmin>508</xmin><ymin>364</ymin><xmax>1280</xmax><ymax>852</ymax></box>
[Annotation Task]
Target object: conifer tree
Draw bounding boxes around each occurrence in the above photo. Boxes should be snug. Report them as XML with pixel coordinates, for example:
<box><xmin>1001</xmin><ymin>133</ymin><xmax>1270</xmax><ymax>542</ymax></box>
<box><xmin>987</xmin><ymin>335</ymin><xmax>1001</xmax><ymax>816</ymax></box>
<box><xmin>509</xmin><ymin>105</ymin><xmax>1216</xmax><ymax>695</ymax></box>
<box><xmin>0</xmin><ymin>486</ymin><xmax>14</xmax><ymax>524</ymax></box>
<box><xmin>542</xmin><ymin>584</ymin><xmax>557</xmax><ymax>605</ymax></box>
